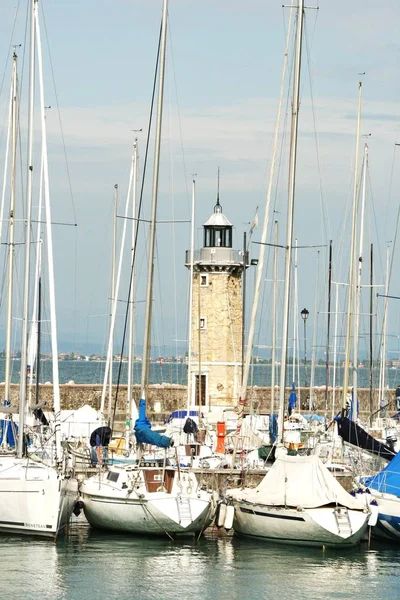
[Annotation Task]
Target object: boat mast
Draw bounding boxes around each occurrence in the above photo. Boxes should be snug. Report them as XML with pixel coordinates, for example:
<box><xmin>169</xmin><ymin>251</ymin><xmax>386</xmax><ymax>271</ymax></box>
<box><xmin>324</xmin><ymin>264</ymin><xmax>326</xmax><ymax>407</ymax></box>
<box><xmin>309</xmin><ymin>251</ymin><xmax>319</xmax><ymax>412</ymax></box>
<box><xmin>18</xmin><ymin>0</ymin><xmax>36</xmax><ymax>458</ymax></box>
<box><xmin>342</xmin><ymin>81</ymin><xmax>362</xmax><ymax>413</ymax></box>
<box><xmin>127</xmin><ymin>138</ymin><xmax>139</xmax><ymax>436</ymax></box>
<box><xmin>100</xmin><ymin>152</ymin><xmax>139</xmax><ymax>419</ymax></box>
<box><xmin>35</xmin><ymin>4</ymin><xmax>63</xmax><ymax>461</ymax></box>
<box><xmin>0</xmin><ymin>64</ymin><xmax>14</xmax><ymax>249</ymax></box>
<box><xmin>332</xmin><ymin>281</ymin><xmax>340</xmax><ymax>419</ymax></box>
<box><xmin>378</xmin><ymin>247</ymin><xmax>390</xmax><ymax>411</ymax></box>
<box><xmin>108</xmin><ymin>184</ymin><xmax>118</xmax><ymax>419</ymax></box>
<box><xmin>27</xmin><ymin>147</ymin><xmax>44</xmax><ymax>409</ymax></box>
<box><xmin>186</xmin><ymin>178</ymin><xmax>196</xmax><ymax>414</ymax></box>
<box><xmin>278</xmin><ymin>0</ymin><xmax>304</xmax><ymax>444</ymax></box>
<box><xmin>234</xmin><ymin>5</ymin><xmax>294</xmax><ymax>435</ymax></box>
<box><xmin>292</xmin><ymin>239</ymin><xmax>298</xmax><ymax>388</ymax></box>
<box><xmin>140</xmin><ymin>0</ymin><xmax>168</xmax><ymax>398</ymax></box>
<box><xmin>324</xmin><ymin>240</ymin><xmax>332</xmax><ymax>414</ymax></box>
<box><xmin>270</xmin><ymin>219</ymin><xmax>279</xmax><ymax>414</ymax></box>
<box><xmin>35</xmin><ymin>242</ymin><xmax>42</xmax><ymax>406</ymax></box>
<box><xmin>4</xmin><ymin>52</ymin><xmax>18</xmax><ymax>407</ymax></box>
<box><xmin>352</xmin><ymin>143</ymin><xmax>368</xmax><ymax>419</ymax></box>
<box><xmin>369</xmin><ymin>243</ymin><xmax>373</xmax><ymax>425</ymax></box>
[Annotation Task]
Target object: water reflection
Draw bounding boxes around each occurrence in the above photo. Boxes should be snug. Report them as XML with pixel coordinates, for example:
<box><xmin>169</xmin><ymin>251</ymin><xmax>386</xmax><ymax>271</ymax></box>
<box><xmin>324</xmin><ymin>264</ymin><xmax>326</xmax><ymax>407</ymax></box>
<box><xmin>0</xmin><ymin>536</ymin><xmax>63</xmax><ymax>599</ymax></box>
<box><xmin>2</xmin><ymin>524</ymin><xmax>400</xmax><ymax>600</ymax></box>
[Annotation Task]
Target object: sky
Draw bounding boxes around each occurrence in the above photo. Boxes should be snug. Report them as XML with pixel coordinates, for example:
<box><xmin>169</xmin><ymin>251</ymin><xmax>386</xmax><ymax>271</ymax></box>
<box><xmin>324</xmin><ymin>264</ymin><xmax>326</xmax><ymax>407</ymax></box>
<box><xmin>0</xmin><ymin>0</ymin><xmax>400</xmax><ymax>362</ymax></box>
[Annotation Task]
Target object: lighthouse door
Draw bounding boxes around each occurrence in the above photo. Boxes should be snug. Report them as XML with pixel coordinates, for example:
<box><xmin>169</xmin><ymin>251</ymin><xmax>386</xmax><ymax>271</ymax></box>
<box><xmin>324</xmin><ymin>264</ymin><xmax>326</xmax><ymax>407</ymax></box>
<box><xmin>194</xmin><ymin>374</ymin><xmax>207</xmax><ymax>406</ymax></box>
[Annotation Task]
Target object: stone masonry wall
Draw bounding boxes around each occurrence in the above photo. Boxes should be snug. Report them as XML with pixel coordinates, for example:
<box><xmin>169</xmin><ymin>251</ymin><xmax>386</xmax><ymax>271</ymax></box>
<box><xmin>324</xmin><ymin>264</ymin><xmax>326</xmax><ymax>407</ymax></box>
<box><xmin>3</xmin><ymin>384</ymin><xmax>395</xmax><ymax>427</ymax></box>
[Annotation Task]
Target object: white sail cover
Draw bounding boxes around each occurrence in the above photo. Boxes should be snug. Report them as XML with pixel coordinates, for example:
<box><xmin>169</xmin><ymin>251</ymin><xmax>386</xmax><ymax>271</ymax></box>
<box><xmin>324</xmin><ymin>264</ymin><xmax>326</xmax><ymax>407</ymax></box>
<box><xmin>233</xmin><ymin>454</ymin><xmax>364</xmax><ymax>510</ymax></box>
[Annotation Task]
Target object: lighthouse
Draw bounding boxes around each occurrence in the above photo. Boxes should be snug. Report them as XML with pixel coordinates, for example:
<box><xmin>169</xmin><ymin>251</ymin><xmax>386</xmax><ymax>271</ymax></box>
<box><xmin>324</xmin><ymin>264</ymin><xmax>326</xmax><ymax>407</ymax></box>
<box><xmin>185</xmin><ymin>195</ymin><xmax>246</xmax><ymax>411</ymax></box>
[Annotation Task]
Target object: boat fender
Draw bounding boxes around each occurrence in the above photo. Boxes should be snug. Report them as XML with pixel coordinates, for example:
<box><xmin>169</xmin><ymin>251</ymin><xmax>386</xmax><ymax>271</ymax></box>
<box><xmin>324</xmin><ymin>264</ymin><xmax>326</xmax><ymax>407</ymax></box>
<box><xmin>73</xmin><ymin>500</ymin><xmax>84</xmax><ymax>517</ymax></box>
<box><xmin>224</xmin><ymin>504</ymin><xmax>234</xmax><ymax>531</ymax></box>
<box><xmin>216</xmin><ymin>502</ymin><xmax>227</xmax><ymax>528</ymax></box>
<box><xmin>368</xmin><ymin>500</ymin><xmax>379</xmax><ymax>527</ymax></box>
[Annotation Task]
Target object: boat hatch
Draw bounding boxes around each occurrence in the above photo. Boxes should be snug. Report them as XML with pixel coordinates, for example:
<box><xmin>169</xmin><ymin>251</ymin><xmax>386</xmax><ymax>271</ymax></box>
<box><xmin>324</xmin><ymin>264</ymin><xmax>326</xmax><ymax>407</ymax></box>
<box><xmin>143</xmin><ymin>469</ymin><xmax>174</xmax><ymax>494</ymax></box>
<box><xmin>107</xmin><ymin>471</ymin><xmax>119</xmax><ymax>483</ymax></box>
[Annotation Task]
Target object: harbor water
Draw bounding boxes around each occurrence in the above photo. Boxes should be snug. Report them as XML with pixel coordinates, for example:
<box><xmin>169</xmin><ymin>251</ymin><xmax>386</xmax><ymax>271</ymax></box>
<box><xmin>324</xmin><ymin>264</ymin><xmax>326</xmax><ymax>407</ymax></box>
<box><xmin>3</xmin><ymin>359</ymin><xmax>400</xmax><ymax>389</ymax></box>
<box><xmin>1</xmin><ymin>520</ymin><xmax>399</xmax><ymax>600</ymax></box>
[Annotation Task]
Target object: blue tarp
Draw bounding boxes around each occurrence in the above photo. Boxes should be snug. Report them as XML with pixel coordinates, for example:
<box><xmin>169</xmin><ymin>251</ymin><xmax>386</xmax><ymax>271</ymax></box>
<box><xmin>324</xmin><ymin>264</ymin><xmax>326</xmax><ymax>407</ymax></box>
<box><xmin>269</xmin><ymin>413</ymin><xmax>278</xmax><ymax>442</ymax></box>
<box><xmin>362</xmin><ymin>451</ymin><xmax>400</xmax><ymax>497</ymax></box>
<box><xmin>134</xmin><ymin>398</ymin><xmax>172</xmax><ymax>449</ymax></box>
<box><xmin>0</xmin><ymin>419</ymin><xmax>18</xmax><ymax>447</ymax></box>
<box><xmin>288</xmin><ymin>383</ymin><xmax>297</xmax><ymax>414</ymax></box>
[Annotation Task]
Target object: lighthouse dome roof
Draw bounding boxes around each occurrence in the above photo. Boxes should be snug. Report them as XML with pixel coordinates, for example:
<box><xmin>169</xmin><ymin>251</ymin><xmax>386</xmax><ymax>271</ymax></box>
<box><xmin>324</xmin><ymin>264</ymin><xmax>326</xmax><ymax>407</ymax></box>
<box><xmin>203</xmin><ymin>199</ymin><xmax>232</xmax><ymax>227</ymax></box>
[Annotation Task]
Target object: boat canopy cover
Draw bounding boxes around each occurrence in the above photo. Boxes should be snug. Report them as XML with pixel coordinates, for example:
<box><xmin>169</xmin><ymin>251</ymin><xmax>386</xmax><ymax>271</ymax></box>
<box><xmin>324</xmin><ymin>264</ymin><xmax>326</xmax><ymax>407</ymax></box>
<box><xmin>362</xmin><ymin>450</ymin><xmax>400</xmax><ymax>497</ymax></box>
<box><xmin>135</xmin><ymin>399</ymin><xmax>172</xmax><ymax>448</ymax></box>
<box><xmin>231</xmin><ymin>454</ymin><xmax>364</xmax><ymax>510</ymax></box>
<box><xmin>335</xmin><ymin>416</ymin><xmax>396</xmax><ymax>462</ymax></box>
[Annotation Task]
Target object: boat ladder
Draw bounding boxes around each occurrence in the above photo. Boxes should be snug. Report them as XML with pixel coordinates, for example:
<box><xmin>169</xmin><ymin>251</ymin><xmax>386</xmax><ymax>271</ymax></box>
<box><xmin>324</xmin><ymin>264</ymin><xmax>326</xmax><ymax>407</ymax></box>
<box><xmin>334</xmin><ymin>507</ymin><xmax>352</xmax><ymax>537</ymax></box>
<box><xmin>177</xmin><ymin>497</ymin><xmax>192</xmax><ymax>526</ymax></box>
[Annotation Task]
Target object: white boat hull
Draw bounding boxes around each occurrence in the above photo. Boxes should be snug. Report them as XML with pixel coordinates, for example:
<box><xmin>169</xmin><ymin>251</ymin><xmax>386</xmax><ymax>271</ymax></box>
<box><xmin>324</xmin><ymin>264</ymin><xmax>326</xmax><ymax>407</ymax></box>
<box><xmin>233</xmin><ymin>501</ymin><xmax>369</xmax><ymax>547</ymax></box>
<box><xmin>81</xmin><ymin>466</ymin><xmax>215</xmax><ymax>537</ymax></box>
<box><xmin>0</xmin><ymin>456</ymin><xmax>78</xmax><ymax>538</ymax></box>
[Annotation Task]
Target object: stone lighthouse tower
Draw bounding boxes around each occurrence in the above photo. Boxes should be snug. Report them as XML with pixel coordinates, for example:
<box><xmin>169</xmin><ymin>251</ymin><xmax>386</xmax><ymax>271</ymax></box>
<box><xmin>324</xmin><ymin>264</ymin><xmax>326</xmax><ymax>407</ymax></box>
<box><xmin>185</xmin><ymin>195</ymin><xmax>246</xmax><ymax>411</ymax></box>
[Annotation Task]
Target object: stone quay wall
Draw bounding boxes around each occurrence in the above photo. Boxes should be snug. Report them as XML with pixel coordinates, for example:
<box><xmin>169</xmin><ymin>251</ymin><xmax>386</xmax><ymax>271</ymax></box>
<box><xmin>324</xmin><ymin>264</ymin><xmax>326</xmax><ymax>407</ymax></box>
<box><xmin>2</xmin><ymin>383</ymin><xmax>395</xmax><ymax>427</ymax></box>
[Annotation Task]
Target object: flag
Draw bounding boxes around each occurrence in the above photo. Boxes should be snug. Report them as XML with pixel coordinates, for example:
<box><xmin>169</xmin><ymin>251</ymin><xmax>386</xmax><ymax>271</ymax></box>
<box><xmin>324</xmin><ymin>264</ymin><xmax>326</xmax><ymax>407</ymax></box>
<box><xmin>250</xmin><ymin>207</ymin><xmax>259</xmax><ymax>234</ymax></box>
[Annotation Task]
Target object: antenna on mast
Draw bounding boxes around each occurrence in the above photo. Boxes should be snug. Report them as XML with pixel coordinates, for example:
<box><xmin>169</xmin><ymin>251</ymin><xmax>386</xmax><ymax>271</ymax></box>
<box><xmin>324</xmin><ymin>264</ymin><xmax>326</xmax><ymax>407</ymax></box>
<box><xmin>215</xmin><ymin>167</ymin><xmax>221</xmax><ymax>212</ymax></box>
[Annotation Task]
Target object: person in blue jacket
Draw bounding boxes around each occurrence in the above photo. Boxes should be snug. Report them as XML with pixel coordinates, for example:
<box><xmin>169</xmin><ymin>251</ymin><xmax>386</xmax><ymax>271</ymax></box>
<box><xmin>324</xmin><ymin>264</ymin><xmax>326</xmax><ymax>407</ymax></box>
<box><xmin>90</xmin><ymin>426</ymin><xmax>112</xmax><ymax>466</ymax></box>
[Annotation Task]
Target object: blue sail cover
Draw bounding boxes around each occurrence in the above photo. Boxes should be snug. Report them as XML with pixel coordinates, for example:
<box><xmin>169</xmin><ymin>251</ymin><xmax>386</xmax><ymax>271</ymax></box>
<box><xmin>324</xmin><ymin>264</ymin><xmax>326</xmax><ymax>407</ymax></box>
<box><xmin>288</xmin><ymin>383</ymin><xmax>297</xmax><ymax>412</ymax></box>
<box><xmin>269</xmin><ymin>413</ymin><xmax>278</xmax><ymax>442</ymax></box>
<box><xmin>134</xmin><ymin>398</ymin><xmax>172</xmax><ymax>449</ymax></box>
<box><xmin>0</xmin><ymin>420</ymin><xmax>18</xmax><ymax>447</ymax></box>
<box><xmin>362</xmin><ymin>451</ymin><xmax>400</xmax><ymax>497</ymax></box>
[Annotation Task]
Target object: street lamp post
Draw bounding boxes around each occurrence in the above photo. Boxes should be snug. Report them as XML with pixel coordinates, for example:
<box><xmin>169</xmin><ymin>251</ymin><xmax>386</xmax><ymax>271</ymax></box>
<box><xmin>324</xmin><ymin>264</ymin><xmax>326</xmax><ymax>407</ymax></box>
<box><xmin>301</xmin><ymin>308</ymin><xmax>309</xmax><ymax>389</ymax></box>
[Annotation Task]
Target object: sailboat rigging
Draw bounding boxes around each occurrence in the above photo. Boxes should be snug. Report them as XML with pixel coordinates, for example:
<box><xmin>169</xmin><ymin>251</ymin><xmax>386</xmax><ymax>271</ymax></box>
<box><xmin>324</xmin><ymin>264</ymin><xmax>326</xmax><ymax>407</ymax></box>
<box><xmin>227</xmin><ymin>0</ymin><xmax>370</xmax><ymax>547</ymax></box>
<box><xmin>80</xmin><ymin>0</ymin><xmax>216</xmax><ymax>537</ymax></box>
<box><xmin>0</xmin><ymin>0</ymin><xmax>78</xmax><ymax>538</ymax></box>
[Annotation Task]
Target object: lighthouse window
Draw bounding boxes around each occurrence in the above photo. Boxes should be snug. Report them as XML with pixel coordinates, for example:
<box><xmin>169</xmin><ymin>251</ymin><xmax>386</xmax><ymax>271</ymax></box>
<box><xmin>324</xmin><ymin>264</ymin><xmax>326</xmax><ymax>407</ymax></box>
<box><xmin>199</xmin><ymin>317</ymin><xmax>207</xmax><ymax>330</ymax></box>
<box><xmin>200</xmin><ymin>274</ymin><xmax>208</xmax><ymax>287</ymax></box>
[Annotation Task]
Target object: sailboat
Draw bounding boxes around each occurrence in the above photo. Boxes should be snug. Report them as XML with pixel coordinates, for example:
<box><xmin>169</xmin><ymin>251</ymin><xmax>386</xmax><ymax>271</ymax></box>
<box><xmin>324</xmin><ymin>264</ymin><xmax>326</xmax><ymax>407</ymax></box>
<box><xmin>80</xmin><ymin>0</ymin><xmax>216</xmax><ymax>537</ymax></box>
<box><xmin>0</xmin><ymin>1</ymin><xmax>78</xmax><ymax>538</ymax></box>
<box><xmin>227</xmin><ymin>0</ymin><xmax>370</xmax><ymax>547</ymax></box>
